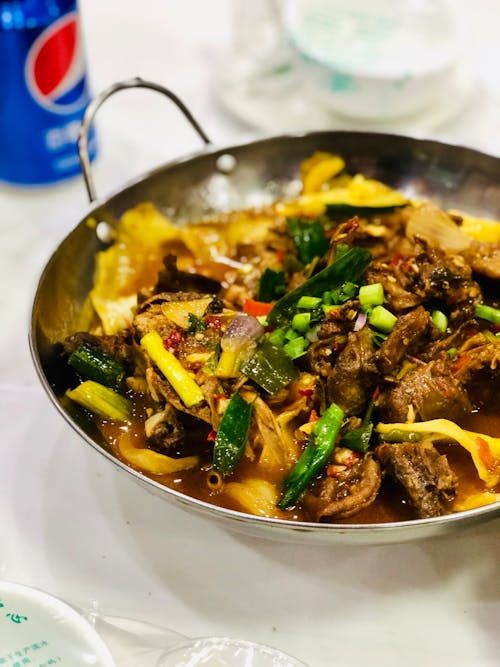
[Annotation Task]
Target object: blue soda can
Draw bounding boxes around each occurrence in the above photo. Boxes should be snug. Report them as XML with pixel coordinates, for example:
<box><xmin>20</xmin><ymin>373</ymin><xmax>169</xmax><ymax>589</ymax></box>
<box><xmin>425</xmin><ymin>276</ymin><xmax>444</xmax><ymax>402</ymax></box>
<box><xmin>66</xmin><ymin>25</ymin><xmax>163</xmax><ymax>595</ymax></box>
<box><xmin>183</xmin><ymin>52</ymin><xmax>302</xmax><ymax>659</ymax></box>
<box><xmin>0</xmin><ymin>0</ymin><xmax>96</xmax><ymax>185</ymax></box>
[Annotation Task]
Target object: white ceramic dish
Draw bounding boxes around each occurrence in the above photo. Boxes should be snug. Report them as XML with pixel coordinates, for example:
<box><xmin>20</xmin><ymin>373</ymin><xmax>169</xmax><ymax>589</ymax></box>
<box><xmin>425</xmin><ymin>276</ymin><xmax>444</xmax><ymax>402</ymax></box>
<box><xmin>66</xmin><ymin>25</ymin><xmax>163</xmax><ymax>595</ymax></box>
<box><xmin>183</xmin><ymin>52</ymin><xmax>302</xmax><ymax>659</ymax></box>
<box><xmin>284</xmin><ymin>0</ymin><xmax>462</xmax><ymax>120</ymax></box>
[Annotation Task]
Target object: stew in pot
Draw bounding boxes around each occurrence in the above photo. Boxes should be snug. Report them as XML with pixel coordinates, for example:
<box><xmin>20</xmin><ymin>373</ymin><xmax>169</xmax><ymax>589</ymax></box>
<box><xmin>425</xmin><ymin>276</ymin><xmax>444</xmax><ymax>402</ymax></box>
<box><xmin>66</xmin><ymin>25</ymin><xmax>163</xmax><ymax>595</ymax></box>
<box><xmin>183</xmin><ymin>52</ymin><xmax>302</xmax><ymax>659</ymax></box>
<box><xmin>58</xmin><ymin>151</ymin><xmax>500</xmax><ymax>523</ymax></box>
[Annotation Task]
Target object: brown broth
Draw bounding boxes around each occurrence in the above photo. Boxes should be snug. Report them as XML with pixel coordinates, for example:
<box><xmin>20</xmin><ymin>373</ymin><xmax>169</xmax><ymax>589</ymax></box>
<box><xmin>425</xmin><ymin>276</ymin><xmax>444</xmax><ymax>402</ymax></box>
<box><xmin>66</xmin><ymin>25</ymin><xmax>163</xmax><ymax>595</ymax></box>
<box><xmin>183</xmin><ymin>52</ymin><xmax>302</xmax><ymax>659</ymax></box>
<box><xmin>99</xmin><ymin>400</ymin><xmax>500</xmax><ymax>524</ymax></box>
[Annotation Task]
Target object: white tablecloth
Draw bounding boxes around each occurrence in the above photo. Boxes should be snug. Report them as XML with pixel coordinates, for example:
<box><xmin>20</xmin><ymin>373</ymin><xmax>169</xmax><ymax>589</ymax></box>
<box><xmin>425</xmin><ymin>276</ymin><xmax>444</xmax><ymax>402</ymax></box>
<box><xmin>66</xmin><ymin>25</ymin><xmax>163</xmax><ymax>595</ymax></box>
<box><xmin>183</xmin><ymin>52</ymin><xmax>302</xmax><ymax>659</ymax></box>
<box><xmin>1</xmin><ymin>2</ymin><xmax>500</xmax><ymax>665</ymax></box>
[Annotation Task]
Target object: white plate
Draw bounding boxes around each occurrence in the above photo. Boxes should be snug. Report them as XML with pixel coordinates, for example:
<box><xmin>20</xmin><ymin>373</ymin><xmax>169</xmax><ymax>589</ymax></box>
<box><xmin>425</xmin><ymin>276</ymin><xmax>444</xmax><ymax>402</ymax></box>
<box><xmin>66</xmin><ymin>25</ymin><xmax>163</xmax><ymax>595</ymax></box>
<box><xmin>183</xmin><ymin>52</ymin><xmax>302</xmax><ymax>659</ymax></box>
<box><xmin>217</xmin><ymin>59</ymin><xmax>474</xmax><ymax>136</ymax></box>
<box><xmin>0</xmin><ymin>581</ymin><xmax>115</xmax><ymax>667</ymax></box>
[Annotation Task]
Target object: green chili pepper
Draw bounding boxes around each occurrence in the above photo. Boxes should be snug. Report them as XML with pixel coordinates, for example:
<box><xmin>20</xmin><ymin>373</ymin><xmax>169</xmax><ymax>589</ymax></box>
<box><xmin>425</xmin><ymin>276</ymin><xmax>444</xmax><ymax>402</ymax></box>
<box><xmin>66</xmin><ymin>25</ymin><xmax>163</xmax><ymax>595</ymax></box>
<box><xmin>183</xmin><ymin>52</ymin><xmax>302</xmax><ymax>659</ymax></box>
<box><xmin>257</xmin><ymin>268</ymin><xmax>286</xmax><ymax>302</ymax></box>
<box><xmin>341</xmin><ymin>402</ymin><xmax>375</xmax><ymax>453</ymax></box>
<box><xmin>241</xmin><ymin>340</ymin><xmax>298</xmax><ymax>394</ymax></box>
<box><xmin>278</xmin><ymin>402</ymin><xmax>344</xmax><ymax>509</ymax></box>
<box><xmin>213</xmin><ymin>392</ymin><xmax>254</xmax><ymax>474</ymax></box>
<box><xmin>68</xmin><ymin>343</ymin><xmax>126</xmax><ymax>390</ymax></box>
<box><xmin>475</xmin><ymin>304</ymin><xmax>500</xmax><ymax>325</ymax></box>
<box><xmin>267</xmin><ymin>246</ymin><xmax>371</xmax><ymax>328</ymax></box>
<box><xmin>286</xmin><ymin>217</ymin><xmax>329</xmax><ymax>265</ymax></box>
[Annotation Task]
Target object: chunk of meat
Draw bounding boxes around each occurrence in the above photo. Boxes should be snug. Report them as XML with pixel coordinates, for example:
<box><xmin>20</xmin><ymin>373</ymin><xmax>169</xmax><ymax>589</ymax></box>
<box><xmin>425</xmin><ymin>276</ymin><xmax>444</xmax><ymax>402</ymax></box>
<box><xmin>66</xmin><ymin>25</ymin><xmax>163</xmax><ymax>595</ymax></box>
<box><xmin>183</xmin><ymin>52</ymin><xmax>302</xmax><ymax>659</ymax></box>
<box><xmin>304</xmin><ymin>455</ymin><xmax>381</xmax><ymax>521</ymax></box>
<box><xmin>379</xmin><ymin>356</ymin><xmax>471</xmax><ymax>423</ymax></box>
<box><xmin>62</xmin><ymin>330</ymin><xmax>133</xmax><ymax>366</ymax></box>
<box><xmin>364</xmin><ymin>260</ymin><xmax>422</xmax><ymax>312</ymax></box>
<box><xmin>376</xmin><ymin>441</ymin><xmax>457</xmax><ymax>518</ymax></box>
<box><xmin>145</xmin><ymin>367</ymin><xmax>212</xmax><ymax>424</ymax></box>
<box><xmin>154</xmin><ymin>254</ymin><xmax>221</xmax><ymax>295</ymax></box>
<box><xmin>326</xmin><ymin>327</ymin><xmax>378</xmax><ymax>416</ymax></box>
<box><xmin>377</xmin><ymin>306</ymin><xmax>431</xmax><ymax>376</ymax></box>
<box><xmin>462</xmin><ymin>241</ymin><xmax>500</xmax><ymax>280</ymax></box>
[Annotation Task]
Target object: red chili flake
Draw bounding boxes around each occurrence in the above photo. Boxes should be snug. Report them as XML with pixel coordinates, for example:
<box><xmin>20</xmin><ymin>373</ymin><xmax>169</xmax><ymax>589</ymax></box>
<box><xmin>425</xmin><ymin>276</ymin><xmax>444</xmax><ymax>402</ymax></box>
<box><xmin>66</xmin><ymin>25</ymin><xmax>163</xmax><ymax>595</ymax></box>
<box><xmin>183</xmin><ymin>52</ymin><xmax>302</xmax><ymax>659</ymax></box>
<box><xmin>308</xmin><ymin>409</ymin><xmax>319</xmax><ymax>423</ymax></box>
<box><xmin>451</xmin><ymin>353</ymin><xmax>471</xmax><ymax>374</ymax></box>
<box><xmin>345</xmin><ymin>217</ymin><xmax>359</xmax><ymax>231</ymax></box>
<box><xmin>327</xmin><ymin>464</ymin><xmax>347</xmax><ymax>478</ymax></box>
<box><xmin>276</xmin><ymin>248</ymin><xmax>286</xmax><ymax>264</ymax></box>
<box><xmin>298</xmin><ymin>388</ymin><xmax>314</xmax><ymax>397</ymax></box>
<box><xmin>163</xmin><ymin>329</ymin><xmax>184</xmax><ymax>354</ymax></box>
<box><xmin>391</xmin><ymin>253</ymin><xmax>404</xmax><ymax>267</ymax></box>
<box><xmin>371</xmin><ymin>386</ymin><xmax>381</xmax><ymax>401</ymax></box>
<box><xmin>207</xmin><ymin>430</ymin><xmax>217</xmax><ymax>442</ymax></box>
<box><xmin>205</xmin><ymin>315</ymin><xmax>222</xmax><ymax>330</ymax></box>
<box><xmin>324</xmin><ymin>307</ymin><xmax>342</xmax><ymax>320</ymax></box>
<box><xmin>476</xmin><ymin>437</ymin><xmax>496</xmax><ymax>472</ymax></box>
<box><xmin>215</xmin><ymin>393</ymin><xmax>227</xmax><ymax>401</ymax></box>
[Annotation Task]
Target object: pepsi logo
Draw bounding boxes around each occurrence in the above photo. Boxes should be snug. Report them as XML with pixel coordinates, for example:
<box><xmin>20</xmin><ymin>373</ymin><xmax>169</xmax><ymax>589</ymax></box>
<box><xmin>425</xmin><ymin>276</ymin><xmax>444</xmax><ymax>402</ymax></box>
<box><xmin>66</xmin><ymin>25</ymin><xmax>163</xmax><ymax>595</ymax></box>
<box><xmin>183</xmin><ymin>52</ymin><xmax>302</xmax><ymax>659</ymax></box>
<box><xmin>25</xmin><ymin>11</ymin><xmax>89</xmax><ymax>115</ymax></box>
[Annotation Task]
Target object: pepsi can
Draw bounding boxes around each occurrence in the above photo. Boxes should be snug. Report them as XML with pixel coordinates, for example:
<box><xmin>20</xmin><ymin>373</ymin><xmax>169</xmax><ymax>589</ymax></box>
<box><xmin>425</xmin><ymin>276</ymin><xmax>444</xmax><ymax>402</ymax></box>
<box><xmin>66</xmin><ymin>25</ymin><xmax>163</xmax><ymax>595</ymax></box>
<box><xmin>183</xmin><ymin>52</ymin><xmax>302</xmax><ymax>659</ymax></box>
<box><xmin>0</xmin><ymin>0</ymin><xmax>96</xmax><ymax>185</ymax></box>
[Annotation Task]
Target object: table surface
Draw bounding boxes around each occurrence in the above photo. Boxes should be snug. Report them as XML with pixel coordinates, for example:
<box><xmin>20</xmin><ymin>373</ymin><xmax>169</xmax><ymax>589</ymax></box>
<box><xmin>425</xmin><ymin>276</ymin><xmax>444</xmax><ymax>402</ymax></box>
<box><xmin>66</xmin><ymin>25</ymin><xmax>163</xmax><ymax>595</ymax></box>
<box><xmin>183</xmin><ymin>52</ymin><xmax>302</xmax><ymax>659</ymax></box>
<box><xmin>2</xmin><ymin>2</ymin><xmax>500</xmax><ymax>665</ymax></box>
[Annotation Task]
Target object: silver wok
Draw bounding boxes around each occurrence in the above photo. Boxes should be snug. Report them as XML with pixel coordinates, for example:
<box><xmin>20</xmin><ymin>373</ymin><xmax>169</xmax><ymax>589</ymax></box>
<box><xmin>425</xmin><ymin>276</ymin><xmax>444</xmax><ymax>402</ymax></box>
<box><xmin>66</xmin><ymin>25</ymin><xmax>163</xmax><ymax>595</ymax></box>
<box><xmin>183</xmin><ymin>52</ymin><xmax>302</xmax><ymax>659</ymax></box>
<box><xmin>30</xmin><ymin>78</ymin><xmax>500</xmax><ymax>545</ymax></box>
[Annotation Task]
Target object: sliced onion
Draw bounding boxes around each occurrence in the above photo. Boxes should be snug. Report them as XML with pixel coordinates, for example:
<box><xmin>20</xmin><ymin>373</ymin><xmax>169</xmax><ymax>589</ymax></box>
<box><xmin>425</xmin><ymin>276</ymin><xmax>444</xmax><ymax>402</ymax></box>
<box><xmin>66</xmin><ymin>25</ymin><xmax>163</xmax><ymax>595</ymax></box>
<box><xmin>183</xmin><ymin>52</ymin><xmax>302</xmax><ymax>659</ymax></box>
<box><xmin>221</xmin><ymin>313</ymin><xmax>264</xmax><ymax>350</ymax></box>
<box><xmin>406</xmin><ymin>203</ymin><xmax>472</xmax><ymax>252</ymax></box>
<box><xmin>353</xmin><ymin>312</ymin><xmax>367</xmax><ymax>332</ymax></box>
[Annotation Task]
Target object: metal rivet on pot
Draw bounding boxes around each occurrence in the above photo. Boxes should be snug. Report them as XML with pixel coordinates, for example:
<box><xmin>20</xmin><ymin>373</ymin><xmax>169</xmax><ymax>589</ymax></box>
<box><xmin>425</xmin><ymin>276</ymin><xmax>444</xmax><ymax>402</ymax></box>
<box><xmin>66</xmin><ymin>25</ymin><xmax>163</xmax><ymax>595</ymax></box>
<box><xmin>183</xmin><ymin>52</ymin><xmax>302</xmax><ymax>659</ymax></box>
<box><xmin>96</xmin><ymin>221</ymin><xmax>113</xmax><ymax>243</ymax></box>
<box><xmin>216</xmin><ymin>153</ymin><xmax>237</xmax><ymax>173</ymax></box>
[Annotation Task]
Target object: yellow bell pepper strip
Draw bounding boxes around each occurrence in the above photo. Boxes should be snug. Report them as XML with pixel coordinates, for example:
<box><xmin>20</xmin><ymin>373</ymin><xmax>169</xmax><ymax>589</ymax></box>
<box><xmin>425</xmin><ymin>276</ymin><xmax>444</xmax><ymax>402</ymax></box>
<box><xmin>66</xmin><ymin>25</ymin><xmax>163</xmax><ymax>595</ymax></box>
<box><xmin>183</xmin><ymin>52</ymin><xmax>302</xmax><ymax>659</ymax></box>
<box><xmin>118</xmin><ymin>431</ymin><xmax>198</xmax><ymax>474</ymax></box>
<box><xmin>278</xmin><ymin>402</ymin><xmax>345</xmax><ymax>509</ymax></box>
<box><xmin>376</xmin><ymin>419</ymin><xmax>500</xmax><ymax>488</ymax></box>
<box><xmin>447</xmin><ymin>209</ymin><xmax>500</xmax><ymax>243</ymax></box>
<box><xmin>213</xmin><ymin>391</ymin><xmax>254</xmax><ymax>474</ymax></box>
<box><xmin>161</xmin><ymin>296</ymin><xmax>213</xmax><ymax>329</ymax></box>
<box><xmin>453</xmin><ymin>491</ymin><xmax>500</xmax><ymax>512</ymax></box>
<box><xmin>140</xmin><ymin>331</ymin><xmax>204</xmax><ymax>407</ymax></box>
<box><xmin>301</xmin><ymin>152</ymin><xmax>346</xmax><ymax>194</ymax></box>
<box><xmin>66</xmin><ymin>380</ymin><xmax>131</xmax><ymax>422</ymax></box>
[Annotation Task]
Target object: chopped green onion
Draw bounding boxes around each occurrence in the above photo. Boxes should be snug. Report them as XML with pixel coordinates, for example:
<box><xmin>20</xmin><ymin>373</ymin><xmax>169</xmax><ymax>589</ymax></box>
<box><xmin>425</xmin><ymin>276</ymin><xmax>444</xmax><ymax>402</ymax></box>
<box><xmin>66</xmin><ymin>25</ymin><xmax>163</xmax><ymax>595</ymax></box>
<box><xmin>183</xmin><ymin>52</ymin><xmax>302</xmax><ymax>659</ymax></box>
<box><xmin>267</xmin><ymin>246</ymin><xmax>371</xmax><ymax>328</ymax></box>
<box><xmin>475</xmin><ymin>304</ymin><xmax>500</xmax><ymax>325</ymax></box>
<box><xmin>187</xmin><ymin>313</ymin><xmax>207</xmax><ymax>334</ymax></box>
<box><xmin>292</xmin><ymin>312</ymin><xmax>311</xmax><ymax>333</ymax></box>
<box><xmin>285</xmin><ymin>327</ymin><xmax>301</xmax><ymax>341</ymax></box>
<box><xmin>431</xmin><ymin>309</ymin><xmax>448</xmax><ymax>333</ymax></box>
<box><xmin>297</xmin><ymin>295</ymin><xmax>322</xmax><ymax>309</ymax></box>
<box><xmin>283</xmin><ymin>336</ymin><xmax>308</xmax><ymax>359</ymax></box>
<box><xmin>359</xmin><ymin>283</ymin><xmax>384</xmax><ymax>312</ymax></box>
<box><xmin>328</xmin><ymin>281</ymin><xmax>359</xmax><ymax>305</ymax></box>
<box><xmin>267</xmin><ymin>327</ymin><xmax>287</xmax><ymax>346</ymax></box>
<box><xmin>368</xmin><ymin>305</ymin><xmax>397</xmax><ymax>333</ymax></box>
<box><xmin>447</xmin><ymin>347</ymin><xmax>457</xmax><ymax>358</ymax></box>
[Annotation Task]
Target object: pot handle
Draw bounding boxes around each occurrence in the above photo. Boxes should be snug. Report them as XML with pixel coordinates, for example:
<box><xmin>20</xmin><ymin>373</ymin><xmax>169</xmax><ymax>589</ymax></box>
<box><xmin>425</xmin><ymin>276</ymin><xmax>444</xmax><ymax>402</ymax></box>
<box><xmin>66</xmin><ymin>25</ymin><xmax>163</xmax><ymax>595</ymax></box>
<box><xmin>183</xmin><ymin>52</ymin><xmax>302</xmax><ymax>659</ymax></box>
<box><xmin>77</xmin><ymin>77</ymin><xmax>211</xmax><ymax>202</ymax></box>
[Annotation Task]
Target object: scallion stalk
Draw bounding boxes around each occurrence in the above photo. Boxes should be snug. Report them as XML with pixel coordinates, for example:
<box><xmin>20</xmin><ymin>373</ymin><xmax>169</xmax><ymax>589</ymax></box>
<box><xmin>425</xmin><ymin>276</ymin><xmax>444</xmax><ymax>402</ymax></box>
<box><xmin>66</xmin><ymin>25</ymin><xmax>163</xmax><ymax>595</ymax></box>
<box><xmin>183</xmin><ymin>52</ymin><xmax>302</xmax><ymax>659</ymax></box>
<box><xmin>368</xmin><ymin>305</ymin><xmax>397</xmax><ymax>333</ymax></box>
<box><xmin>358</xmin><ymin>283</ymin><xmax>384</xmax><ymax>312</ymax></box>
<box><xmin>475</xmin><ymin>304</ymin><xmax>500</xmax><ymax>325</ymax></box>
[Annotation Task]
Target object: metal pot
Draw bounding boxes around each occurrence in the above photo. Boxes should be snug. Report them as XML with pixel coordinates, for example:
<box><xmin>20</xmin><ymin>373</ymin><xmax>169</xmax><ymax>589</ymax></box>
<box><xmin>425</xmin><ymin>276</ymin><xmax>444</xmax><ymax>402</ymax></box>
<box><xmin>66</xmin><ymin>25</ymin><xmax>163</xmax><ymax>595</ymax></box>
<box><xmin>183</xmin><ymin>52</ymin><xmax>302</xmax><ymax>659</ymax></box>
<box><xmin>30</xmin><ymin>78</ymin><xmax>500</xmax><ymax>545</ymax></box>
